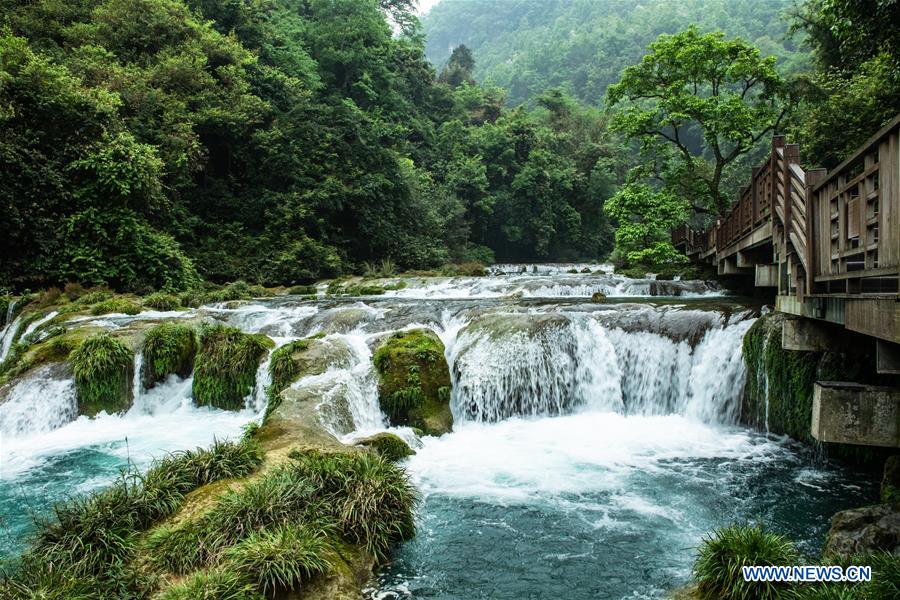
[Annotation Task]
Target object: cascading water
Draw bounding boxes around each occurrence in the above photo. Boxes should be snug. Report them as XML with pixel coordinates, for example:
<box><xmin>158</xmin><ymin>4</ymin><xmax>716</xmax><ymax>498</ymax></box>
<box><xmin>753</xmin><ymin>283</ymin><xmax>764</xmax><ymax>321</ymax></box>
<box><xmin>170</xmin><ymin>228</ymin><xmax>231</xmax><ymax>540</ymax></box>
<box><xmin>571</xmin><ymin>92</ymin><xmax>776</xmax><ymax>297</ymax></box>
<box><xmin>0</xmin><ymin>266</ymin><xmax>876</xmax><ymax>597</ymax></box>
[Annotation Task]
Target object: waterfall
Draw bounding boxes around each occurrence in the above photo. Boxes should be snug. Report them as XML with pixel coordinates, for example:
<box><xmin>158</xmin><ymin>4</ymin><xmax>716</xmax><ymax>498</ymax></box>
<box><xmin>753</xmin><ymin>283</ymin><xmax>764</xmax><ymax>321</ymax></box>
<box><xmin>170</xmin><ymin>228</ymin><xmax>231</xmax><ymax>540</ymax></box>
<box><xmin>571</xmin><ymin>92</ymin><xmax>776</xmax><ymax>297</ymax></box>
<box><xmin>21</xmin><ymin>311</ymin><xmax>58</xmax><ymax>343</ymax></box>
<box><xmin>450</xmin><ymin>312</ymin><xmax>755</xmax><ymax>425</ymax></box>
<box><xmin>0</xmin><ymin>315</ymin><xmax>23</xmax><ymax>362</ymax></box>
<box><xmin>0</xmin><ymin>364</ymin><xmax>78</xmax><ymax>437</ymax></box>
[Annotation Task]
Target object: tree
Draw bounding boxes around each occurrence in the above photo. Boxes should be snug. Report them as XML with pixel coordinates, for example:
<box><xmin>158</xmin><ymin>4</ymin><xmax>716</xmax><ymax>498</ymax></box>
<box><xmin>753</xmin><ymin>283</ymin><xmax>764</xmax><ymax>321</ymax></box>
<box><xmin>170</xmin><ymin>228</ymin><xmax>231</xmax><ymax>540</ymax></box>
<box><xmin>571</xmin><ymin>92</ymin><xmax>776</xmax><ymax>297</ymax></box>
<box><xmin>604</xmin><ymin>183</ymin><xmax>689</xmax><ymax>266</ymax></box>
<box><xmin>606</xmin><ymin>26</ymin><xmax>790</xmax><ymax>218</ymax></box>
<box><xmin>439</xmin><ymin>44</ymin><xmax>475</xmax><ymax>88</ymax></box>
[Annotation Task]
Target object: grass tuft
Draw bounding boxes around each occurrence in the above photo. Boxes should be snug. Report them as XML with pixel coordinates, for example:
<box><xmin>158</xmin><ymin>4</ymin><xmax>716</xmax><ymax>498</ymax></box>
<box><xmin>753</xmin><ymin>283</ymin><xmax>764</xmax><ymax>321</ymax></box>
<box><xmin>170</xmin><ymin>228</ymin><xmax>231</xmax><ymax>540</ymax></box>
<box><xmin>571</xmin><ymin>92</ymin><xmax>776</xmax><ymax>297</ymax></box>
<box><xmin>70</xmin><ymin>333</ymin><xmax>134</xmax><ymax>415</ymax></box>
<box><xmin>90</xmin><ymin>298</ymin><xmax>142</xmax><ymax>316</ymax></box>
<box><xmin>357</xmin><ymin>432</ymin><xmax>415</xmax><ymax>461</ymax></box>
<box><xmin>142</xmin><ymin>323</ymin><xmax>197</xmax><ymax>387</ymax></box>
<box><xmin>694</xmin><ymin>523</ymin><xmax>798</xmax><ymax>600</ymax></box>
<box><xmin>157</xmin><ymin>567</ymin><xmax>261</xmax><ymax>600</ymax></box>
<box><xmin>193</xmin><ymin>324</ymin><xmax>272</xmax><ymax>410</ymax></box>
<box><xmin>223</xmin><ymin>523</ymin><xmax>334</xmax><ymax>596</ymax></box>
<box><xmin>142</xmin><ymin>292</ymin><xmax>181</xmax><ymax>311</ymax></box>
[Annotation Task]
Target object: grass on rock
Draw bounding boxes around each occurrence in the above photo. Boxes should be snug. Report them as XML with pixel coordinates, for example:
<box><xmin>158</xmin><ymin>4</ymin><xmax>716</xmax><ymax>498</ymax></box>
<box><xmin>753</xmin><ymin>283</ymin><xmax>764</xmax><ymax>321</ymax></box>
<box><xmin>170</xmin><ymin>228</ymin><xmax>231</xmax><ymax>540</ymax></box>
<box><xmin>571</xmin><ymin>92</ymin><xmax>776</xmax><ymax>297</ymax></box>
<box><xmin>142</xmin><ymin>323</ymin><xmax>197</xmax><ymax>387</ymax></box>
<box><xmin>70</xmin><ymin>333</ymin><xmax>134</xmax><ymax>416</ymax></box>
<box><xmin>193</xmin><ymin>324</ymin><xmax>272</xmax><ymax>410</ymax></box>
<box><xmin>90</xmin><ymin>298</ymin><xmax>142</xmax><ymax>316</ymax></box>
<box><xmin>142</xmin><ymin>292</ymin><xmax>181</xmax><ymax>311</ymax></box>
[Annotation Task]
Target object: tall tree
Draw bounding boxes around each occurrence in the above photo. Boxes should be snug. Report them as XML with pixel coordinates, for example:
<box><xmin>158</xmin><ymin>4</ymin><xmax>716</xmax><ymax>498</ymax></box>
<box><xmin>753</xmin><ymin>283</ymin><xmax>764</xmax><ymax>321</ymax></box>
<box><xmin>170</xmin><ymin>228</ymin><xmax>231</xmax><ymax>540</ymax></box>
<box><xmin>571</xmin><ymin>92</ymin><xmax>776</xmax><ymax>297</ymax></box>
<box><xmin>606</xmin><ymin>26</ymin><xmax>790</xmax><ymax>219</ymax></box>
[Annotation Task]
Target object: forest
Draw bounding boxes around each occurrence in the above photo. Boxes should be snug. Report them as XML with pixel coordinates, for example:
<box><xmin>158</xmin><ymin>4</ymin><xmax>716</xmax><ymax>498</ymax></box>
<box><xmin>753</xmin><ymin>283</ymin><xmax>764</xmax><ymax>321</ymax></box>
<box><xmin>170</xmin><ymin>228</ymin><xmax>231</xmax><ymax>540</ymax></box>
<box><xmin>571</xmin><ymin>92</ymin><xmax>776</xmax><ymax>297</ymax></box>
<box><xmin>1</xmin><ymin>0</ymin><xmax>898</xmax><ymax>292</ymax></box>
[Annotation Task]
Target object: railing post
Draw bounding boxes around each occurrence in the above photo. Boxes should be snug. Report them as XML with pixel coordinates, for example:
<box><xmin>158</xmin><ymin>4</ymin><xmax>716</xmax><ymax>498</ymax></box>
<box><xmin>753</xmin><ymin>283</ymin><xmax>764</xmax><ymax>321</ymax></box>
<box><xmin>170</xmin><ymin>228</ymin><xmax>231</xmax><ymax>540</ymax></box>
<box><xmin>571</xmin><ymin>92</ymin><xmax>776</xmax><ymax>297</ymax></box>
<box><xmin>805</xmin><ymin>168</ymin><xmax>827</xmax><ymax>295</ymax></box>
<box><xmin>783</xmin><ymin>144</ymin><xmax>800</xmax><ymax>253</ymax></box>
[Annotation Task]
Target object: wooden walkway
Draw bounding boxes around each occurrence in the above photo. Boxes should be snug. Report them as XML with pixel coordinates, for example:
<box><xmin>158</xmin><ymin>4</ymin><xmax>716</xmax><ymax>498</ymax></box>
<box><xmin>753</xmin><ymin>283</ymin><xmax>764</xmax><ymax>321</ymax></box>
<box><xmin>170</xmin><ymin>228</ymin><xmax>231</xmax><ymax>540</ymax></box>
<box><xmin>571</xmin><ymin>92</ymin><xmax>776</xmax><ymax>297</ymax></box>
<box><xmin>673</xmin><ymin>114</ymin><xmax>900</xmax><ymax>362</ymax></box>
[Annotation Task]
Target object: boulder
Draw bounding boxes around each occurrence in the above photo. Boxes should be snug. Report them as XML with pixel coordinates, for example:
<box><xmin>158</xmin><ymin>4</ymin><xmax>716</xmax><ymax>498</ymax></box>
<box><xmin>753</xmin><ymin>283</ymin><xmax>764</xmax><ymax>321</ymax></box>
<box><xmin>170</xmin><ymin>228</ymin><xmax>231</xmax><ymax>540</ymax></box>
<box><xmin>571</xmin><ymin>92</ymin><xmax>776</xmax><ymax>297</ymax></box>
<box><xmin>824</xmin><ymin>503</ymin><xmax>900</xmax><ymax>557</ymax></box>
<box><xmin>373</xmin><ymin>329</ymin><xmax>452</xmax><ymax>436</ymax></box>
<box><xmin>356</xmin><ymin>432</ymin><xmax>416</xmax><ymax>461</ymax></box>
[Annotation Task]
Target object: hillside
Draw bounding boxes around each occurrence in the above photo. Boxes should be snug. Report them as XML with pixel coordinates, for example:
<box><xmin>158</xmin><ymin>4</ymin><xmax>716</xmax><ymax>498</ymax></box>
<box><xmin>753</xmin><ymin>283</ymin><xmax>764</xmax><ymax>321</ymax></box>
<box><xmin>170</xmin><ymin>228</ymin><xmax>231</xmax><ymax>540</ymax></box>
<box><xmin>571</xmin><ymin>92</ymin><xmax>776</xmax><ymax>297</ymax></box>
<box><xmin>422</xmin><ymin>0</ymin><xmax>808</xmax><ymax>106</ymax></box>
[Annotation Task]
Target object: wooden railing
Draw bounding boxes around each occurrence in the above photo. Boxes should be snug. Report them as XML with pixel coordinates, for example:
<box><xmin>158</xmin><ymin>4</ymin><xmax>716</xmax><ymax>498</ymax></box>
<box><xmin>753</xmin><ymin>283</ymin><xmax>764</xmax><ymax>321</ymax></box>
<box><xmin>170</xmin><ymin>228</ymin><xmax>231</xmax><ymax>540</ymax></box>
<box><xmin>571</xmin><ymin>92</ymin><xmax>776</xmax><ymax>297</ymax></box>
<box><xmin>672</xmin><ymin>114</ymin><xmax>900</xmax><ymax>298</ymax></box>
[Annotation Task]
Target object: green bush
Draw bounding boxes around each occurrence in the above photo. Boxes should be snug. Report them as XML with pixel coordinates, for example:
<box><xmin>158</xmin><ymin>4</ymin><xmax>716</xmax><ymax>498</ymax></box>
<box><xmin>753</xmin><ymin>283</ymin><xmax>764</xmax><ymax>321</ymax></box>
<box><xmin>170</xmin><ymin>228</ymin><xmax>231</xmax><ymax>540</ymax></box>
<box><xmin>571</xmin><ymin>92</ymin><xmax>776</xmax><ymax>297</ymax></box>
<box><xmin>193</xmin><ymin>324</ymin><xmax>272</xmax><ymax>410</ymax></box>
<box><xmin>142</xmin><ymin>323</ymin><xmax>197</xmax><ymax>387</ymax></box>
<box><xmin>75</xmin><ymin>288</ymin><xmax>113</xmax><ymax>305</ymax></box>
<box><xmin>286</xmin><ymin>284</ymin><xmax>317</xmax><ymax>296</ymax></box>
<box><xmin>90</xmin><ymin>298</ymin><xmax>142</xmax><ymax>316</ymax></box>
<box><xmin>223</xmin><ymin>524</ymin><xmax>334</xmax><ymax>596</ymax></box>
<box><xmin>268</xmin><ymin>338</ymin><xmax>313</xmax><ymax>396</ymax></box>
<box><xmin>70</xmin><ymin>333</ymin><xmax>134</xmax><ymax>416</ymax></box>
<box><xmin>8</xmin><ymin>439</ymin><xmax>262</xmax><ymax>596</ymax></box>
<box><xmin>143</xmin><ymin>292</ymin><xmax>181</xmax><ymax>311</ymax></box>
<box><xmin>146</xmin><ymin>449</ymin><xmax>416</xmax><ymax>578</ymax></box>
<box><xmin>204</xmin><ymin>281</ymin><xmax>269</xmax><ymax>303</ymax></box>
<box><xmin>157</xmin><ymin>568</ymin><xmax>261</xmax><ymax>600</ymax></box>
<box><xmin>440</xmin><ymin>262</ymin><xmax>486</xmax><ymax>277</ymax></box>
<box><xmin>694</xmin><ymin>523</ymin><xmax>799</xmax><ymax>600</ymax></box>
<box><xmin>784</xmin><ymin>551</ymin><xmax>900</xmax><ymax>599</ymax></box>
<box><xmin>358</xmin><ymin>433</ymin><xmax>415</xmax><ymax>461</ymax></box>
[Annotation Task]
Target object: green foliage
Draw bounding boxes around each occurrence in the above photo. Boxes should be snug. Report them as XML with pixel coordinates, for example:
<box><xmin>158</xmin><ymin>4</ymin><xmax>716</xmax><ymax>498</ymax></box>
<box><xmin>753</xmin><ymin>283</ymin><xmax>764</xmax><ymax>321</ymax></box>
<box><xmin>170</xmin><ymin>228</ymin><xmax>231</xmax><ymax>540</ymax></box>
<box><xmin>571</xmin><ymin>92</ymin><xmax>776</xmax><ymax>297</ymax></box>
<box><xmin>358</xmin><ymin>433</ymin><xmax>416</xmax><ymax>462</ymax></box>
<box><xmin>90</xmin><ymin>298</ymin><xmax>142</xmax><ymax>316</ymax></box>
<box><xmin>268</xmin><ymin>338</ymin><xmax>313</xmax><ymax>397</ymax></box>
<box><xmin>607</xmin><ymin>26</ymin><xmax>789</xmax><ymax>219</ymax></box>
<box><xmin>223</xmin><ymin>524</ymin><xmax>334</xmax><ymax>596</ymax></box>
<box><xmin>146</xmin><ymin>448</ymin><xmax>416</xmax><ymax>581</ymax></box>
<box><xmin>694</xmin><ymin>523</ymin><xmax>798</xmax><ymax>600</ymax></box>
<box><xmin>423</xmin><ymin>0</ymin><xmax>807</xmax><ymax>106</ymax></box>
<box><xmin>373</xmin><ymin>329</ymin><xmax>452</xmax><ymax>435</ymax></box>
<box><xmin>157</xmin><ymin>568</ymin><xmax>262</xmax><ymax>600</ymax></box>
<box><xmin>142</xmin><ymin>323</ymin><xmax>197</xmax><ymax>387</ymax></box>
<box><xmin>4</xmin><ymin>438</ymin><xmax>262</xmax><ymax>597</ymax></box>
<box><xmin>604</xmin><ymin>183</ymin><xmax>690</xmax><ymax>267</ymax></box>
<box><xmin>193</xmin><ymin>324</ymin><xmax>271</xmax><ymax>410</ymax></box>
<box><xmin>286</xmin><ymin>285</ymin><xmax>317</xmax><ymax>296</ymax></box>
<box><xmin>70</xmin><ymin>333</ymin><xmax>134</xmax><ymax>416</ymax></box>
<box><xmin>142</xmin><ymin>292</ymin><xmax>181</xmax><ymax>311</ymax></box>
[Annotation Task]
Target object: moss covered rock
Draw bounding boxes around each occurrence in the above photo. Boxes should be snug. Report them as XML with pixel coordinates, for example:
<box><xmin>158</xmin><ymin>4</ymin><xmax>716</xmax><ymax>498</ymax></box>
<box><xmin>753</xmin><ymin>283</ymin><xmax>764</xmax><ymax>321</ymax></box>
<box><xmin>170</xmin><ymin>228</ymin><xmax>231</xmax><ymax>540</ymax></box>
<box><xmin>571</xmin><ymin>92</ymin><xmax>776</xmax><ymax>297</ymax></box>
<box><xmin>90</xmin><ymin>297</ymin><xmax>142</xmax><ymax>316</ymax></box>
<box><xmin>142</xmin><ymin>292</ymin><xmax>181</xmax><ymax>311</ymax></box>
<box><xmin>142</xmin><ymin>323</ymin><xmax>197</xmax><ymax>389</ymax></box>
<box><xmin>70</xmin><ymin>333</ymin><xmax>134</xmax><ymax>416</ymax></box>
<box><xmin>269</xmin><ymin>334</ymin><xmax>349</xmax><ymax>396</ymax></box>
<box><xmin>193</xmin><ymin>324</ymin><xmax>272</xmax><ymax>410</ymax></box>
<box><xmin>373</xmin><ymin>329</ymin><xmax>452</xmax><ymax>436</ymax></box>
<box><xmin>357</xmin><ymin>432</ymin><xmax>415</xmax><ymax>461</ymax></box>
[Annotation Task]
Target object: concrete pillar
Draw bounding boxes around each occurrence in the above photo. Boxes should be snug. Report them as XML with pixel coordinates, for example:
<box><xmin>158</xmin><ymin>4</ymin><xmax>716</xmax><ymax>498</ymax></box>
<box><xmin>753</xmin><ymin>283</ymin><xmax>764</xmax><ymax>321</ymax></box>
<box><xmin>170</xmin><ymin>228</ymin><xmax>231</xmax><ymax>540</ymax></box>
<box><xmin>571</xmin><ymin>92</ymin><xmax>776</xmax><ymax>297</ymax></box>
<box><xmin>755</xmin><ymin>264</ymin><xmax>778</xmax><ymax>287</ymax></box>
<box><xmin>782</xmin><ymin>317</ymin><xmax>840</xmax><ymax>351</ymax></box>
<box><xmin>877</xmin><ymin>340</ymin><xmax>900</xmax><ymax>375</ymax></box>
<box><xmin>811</xmin><ymin>382</ymin><xmax>900</xmax><ymax>447</ymax></box>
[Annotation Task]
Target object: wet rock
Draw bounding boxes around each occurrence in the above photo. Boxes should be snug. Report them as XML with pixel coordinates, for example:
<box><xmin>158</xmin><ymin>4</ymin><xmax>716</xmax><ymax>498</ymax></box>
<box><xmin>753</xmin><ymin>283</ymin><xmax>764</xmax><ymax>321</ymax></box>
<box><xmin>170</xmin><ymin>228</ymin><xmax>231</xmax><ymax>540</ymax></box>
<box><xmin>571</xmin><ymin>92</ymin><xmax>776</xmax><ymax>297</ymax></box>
<box><xmin>356</xmin><ymin>432</ymin><xmax>415</xmax><ymax>461</ymax></box>
<box><xmin>824</xmin><ymin>504</ymin><xmax>900</xmax><ymax>557</ymax></box>
<box><xmin>591</xmin><ymin>291</ymin><xmax>607</xmax><ymax>302</ymax></box>
<box><xmin>373</xmin><ymin>328</ymin><xmax>452</xmax><ymax>436</ymax></box>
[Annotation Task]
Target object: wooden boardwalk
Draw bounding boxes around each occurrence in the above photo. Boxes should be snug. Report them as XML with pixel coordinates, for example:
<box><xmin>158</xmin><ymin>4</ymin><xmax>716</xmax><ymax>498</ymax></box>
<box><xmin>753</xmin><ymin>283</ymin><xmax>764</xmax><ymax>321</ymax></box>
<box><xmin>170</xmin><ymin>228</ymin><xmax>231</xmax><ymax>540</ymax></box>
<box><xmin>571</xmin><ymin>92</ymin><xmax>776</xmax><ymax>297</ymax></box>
<box><xmin>674</xmin><ymin>114</ymin><xmax>900</xmax><ymax>365</ymax></box>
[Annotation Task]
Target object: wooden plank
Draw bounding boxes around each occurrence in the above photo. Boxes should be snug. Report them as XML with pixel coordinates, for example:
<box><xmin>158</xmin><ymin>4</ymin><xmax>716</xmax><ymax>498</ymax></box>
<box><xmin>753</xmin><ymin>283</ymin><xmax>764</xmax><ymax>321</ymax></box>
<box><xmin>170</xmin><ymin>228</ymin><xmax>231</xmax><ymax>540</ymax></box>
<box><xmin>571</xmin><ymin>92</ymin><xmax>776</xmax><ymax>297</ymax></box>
<box><xmin>848</xmin><ymin>197</ymin><xmax>860</xmax><ymax>239</ymax></box>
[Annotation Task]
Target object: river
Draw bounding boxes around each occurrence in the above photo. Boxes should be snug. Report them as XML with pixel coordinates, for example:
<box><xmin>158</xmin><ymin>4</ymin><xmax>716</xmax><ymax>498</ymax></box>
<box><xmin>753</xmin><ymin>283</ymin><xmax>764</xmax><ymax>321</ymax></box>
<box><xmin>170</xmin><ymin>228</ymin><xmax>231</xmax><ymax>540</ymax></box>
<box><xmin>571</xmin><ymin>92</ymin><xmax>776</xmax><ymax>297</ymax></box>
<box><xmin>0</xmin><ymin>266</ymin><xmax>874</xmax><ymax>598</ymax></box>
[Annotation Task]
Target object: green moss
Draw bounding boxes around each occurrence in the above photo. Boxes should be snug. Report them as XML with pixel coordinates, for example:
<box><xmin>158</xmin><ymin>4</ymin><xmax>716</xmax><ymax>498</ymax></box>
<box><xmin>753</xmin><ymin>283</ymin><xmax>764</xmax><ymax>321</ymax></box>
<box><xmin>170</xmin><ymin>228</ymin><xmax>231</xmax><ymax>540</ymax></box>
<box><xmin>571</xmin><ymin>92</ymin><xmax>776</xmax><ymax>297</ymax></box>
<box><xmin>143</xmin><ymin>292</ymin><xmax>181</xmax><ymax>311</ymax></box>
<box><xmin>70</xmin><ymin>333</ymin><xmax>134</xmax><ymax>416</ymax></box>
<box><xmin>269</xmin><ymin>338</ymin><xmax>314</xmax><ymax>396</ymax></box>
<box><xmin>357</xmin><ymin>433</ymin><xmax>415</xmax><ymax>461</ymax></box>
<box><xmin>373</xmin><ymin>329</ymin><xmax>453</xmax><ymax>436</ymax></box>
<box><xmin>143</xmin><ymin>323</ymin><xmax>197</xmax><ymax>388</ymax></box>
<box><xmin>90</xmin><ymin>297</ymin><xmax>142</xmax><ymax>316</ymax></box>
<box><xmin>193</xmin><ymin>324</ymin><xmax>272</xmax><ymax>410</ymax></box>
<box><xmin>287</xmin><ymin>284</ymin><xmax>317</xmax><ymax>296</ymax></box>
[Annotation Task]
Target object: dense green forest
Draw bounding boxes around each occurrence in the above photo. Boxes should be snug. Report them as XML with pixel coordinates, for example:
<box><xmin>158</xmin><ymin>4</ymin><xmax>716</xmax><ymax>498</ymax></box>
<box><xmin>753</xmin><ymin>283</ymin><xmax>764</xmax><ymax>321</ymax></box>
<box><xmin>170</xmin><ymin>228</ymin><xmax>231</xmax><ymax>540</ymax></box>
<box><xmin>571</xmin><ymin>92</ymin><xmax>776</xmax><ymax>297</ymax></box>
<box><xmin>422</xmin><ymin>0</ymin><xmax>809</xmax><ymax>106</ymax></box>
<box><xmin>1</xmin><ymin>0</ymin><xmax>898</xmax><ymax>292</ymax></box>
<box><xmin>0</xmin><ymin>0</ymin><xmax>622</xmax><ymax>292</ymax></box>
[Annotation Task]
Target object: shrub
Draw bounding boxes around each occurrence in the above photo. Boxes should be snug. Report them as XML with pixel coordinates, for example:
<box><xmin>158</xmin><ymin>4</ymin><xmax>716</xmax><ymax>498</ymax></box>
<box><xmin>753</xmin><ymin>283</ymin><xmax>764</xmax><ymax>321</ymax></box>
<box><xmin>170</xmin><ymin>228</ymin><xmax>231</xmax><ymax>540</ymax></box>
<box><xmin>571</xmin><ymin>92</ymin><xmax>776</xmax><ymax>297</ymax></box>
<box><xmin>63</xmin><ymin>282</ymin><xmax>86</xmax><ymax>300</ymax></box>
<box><xmin>75</xmin><ymin>288</ymin><xmax>113</xmax><ymax>305</ymax></box>
<box><xmin>90</xmin><ymin>298</ymin><xmax>142</xmax><ymax>316</ymax></box>
<box><xmin>178</xmin><ymin>288</ymin><xmax>205</xmax><ymax>308</ymax></box>
<box><xmin>70</xmin><ymin>333</ymin><xmax>134</xmax><ymax>416</ymax></box>
<box><xmin>37</xmin><ymin>286</ymin><xmax>63</xmax><ymax>307</ymax></box>
<box><xmin>157</xmin><ymin>568</ymin><xmax>261</xmax><ymax>600</ymax></box>
<box><xmin>784</xmin><ymin>551</ymin><xmax>900</xmax><ymax>599</ymax></box>
<box><xmin>694</xmin><ymin>523</ymin><xmax>799</xmax><ymax>600</ymax></box>
<box><xmin>287</xmin><ymin>450</ymin><xmax>417</xmax><ymax>561</ymax></box>
<box><xmin>205</xmin><ymin>281</ymin><xmax>269</xmax><ymax>303</ymax></box>
<box><xmin>268</xmin><ymin>338</ymin><xmax>313</xmax><ymax>396</ymax></box>
<box><xmin>357</xmin><ymin>433</ymin><xmax>415</xmax><ymax>462</ymax></box>
<box><xmin>143</xmin><ymin>292</ymin><xmax>181</xmax><ymax>311</ymax></box>
<box><xmin>440</xmin><ymin>262</ymin><xmax>486</xmax><ymax>277</ymax></box>
<box><xmin>193</xmin><ymin>324</ymin><xmax>272</xmax><ymax>410</ymax></box>
<box><xmin>0</xmin><ymin>294</ymin><xmax>10</xmax><ymax>327</ymax></box>
<box><xmin>223</xmin><ymin>524</ymin><xmax>334</xmax><ymax>596</ymax></box>
<box><xmin>142</xmin><ymin>323</ymin><xmax>197</xmax><ymax>387</ymax></box>
<box><xmin>286</xmin><ymin>284</ymin><xmax>316</xmax><ymax>296</ymax></box>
